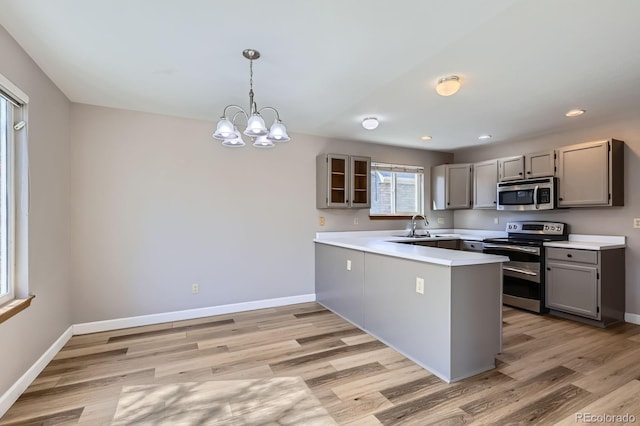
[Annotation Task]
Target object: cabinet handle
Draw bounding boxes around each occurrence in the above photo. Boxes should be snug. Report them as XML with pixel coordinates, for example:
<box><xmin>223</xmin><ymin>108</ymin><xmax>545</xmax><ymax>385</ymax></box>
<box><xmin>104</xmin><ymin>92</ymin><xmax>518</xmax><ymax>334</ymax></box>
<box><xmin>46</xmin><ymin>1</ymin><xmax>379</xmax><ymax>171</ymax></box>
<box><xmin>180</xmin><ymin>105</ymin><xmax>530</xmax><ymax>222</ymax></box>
<box><xmin>527</xmin><ymin>171</ymin><xmax>531</xmax><ymax>174</ymax></box>
<box><xmin>567</xmin><ymin>253</ymin><xmax>572</xmax><ymax>258</ymax></box>
<box><xmin>547</xmin><ymin>267</ymin><xmax>551</xmax><ymax>271</ymax></box>
<box><xmin>559</xmin><ymin>197</ymin><xmax>563</xmax><ymax>201</ymax></box>
<box><xmin>519</xmin><ymin>172</ymin><xmax>523</xmax><ymax>175</ymax></box>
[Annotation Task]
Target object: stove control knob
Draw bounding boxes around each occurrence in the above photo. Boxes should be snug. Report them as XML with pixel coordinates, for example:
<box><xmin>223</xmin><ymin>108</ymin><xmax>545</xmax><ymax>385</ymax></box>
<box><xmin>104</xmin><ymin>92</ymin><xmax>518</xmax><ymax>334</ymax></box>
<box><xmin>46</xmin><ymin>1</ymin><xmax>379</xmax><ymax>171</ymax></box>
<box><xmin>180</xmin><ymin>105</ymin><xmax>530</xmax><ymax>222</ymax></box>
<box><xmin>544</xmin><ymin>225</ymin><xmax>549</xmax><ymax>230</ymax></box>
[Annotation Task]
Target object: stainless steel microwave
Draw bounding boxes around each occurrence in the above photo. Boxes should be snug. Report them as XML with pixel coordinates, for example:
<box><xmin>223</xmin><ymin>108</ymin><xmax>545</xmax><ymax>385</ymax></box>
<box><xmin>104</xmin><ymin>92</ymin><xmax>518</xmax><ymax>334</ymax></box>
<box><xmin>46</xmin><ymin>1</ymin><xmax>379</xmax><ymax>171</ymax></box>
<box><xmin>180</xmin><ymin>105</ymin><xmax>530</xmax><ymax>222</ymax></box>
<box><xmin>497</xmin><ymin>177</ymin><xmax>556</xmax><ymax>211</ymax></box>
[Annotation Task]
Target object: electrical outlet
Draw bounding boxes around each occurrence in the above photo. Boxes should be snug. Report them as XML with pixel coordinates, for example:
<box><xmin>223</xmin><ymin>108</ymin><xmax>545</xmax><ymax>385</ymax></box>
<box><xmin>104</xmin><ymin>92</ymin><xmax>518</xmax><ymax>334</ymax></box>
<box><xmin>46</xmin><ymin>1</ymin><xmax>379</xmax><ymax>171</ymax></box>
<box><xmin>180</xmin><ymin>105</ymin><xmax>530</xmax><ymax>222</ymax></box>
<box><xmin>354</xmin><ymin>217</ymin><xmax>359</xmax><ymax>225</ymax></box>
<box><xmin>494</xmin><ymin>217</ymin><xmax>499</xmax><ymax>224</ymax></box>
<box><xmin>437</xmin><ymin>217</ymin><xmax>445</xmax><ymax>225</ymax></box>
<box><xmin>634</xmin><ymin>218</ymin><xmax>640</xmax><ymax>228</ymax></box>
<box><xmin>346</xmin><ymin>260</ymin><xmax>352</xmax><ymax>271</ymax></box>
<box><xmin>319</xmin><ymin>216</ymin><xmax>325</xmax><ymax>226</ymax></box>
<box><xmin>192</xmin><ymin>283</ymin><xmax>199</xmax><ymax>294</ymax></box>
<box><xmin>415</xmin><ymin>277</ymin><xmax>424</xmax><ymax>294</ymax></box>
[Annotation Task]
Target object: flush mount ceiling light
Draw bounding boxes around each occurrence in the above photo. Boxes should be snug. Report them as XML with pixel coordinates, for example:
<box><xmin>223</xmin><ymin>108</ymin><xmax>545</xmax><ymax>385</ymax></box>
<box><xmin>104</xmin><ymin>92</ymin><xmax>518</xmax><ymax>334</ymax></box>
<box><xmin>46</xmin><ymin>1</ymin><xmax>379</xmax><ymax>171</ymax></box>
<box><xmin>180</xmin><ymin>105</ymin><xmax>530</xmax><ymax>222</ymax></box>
<box><xmin>420</xmin><ymin>135</ymin><xmax>432</xmax><ymax>141</ymax></box>
<box><xmin>435</xmin><ymin>75</ymin><xmax>461</xmax><ymax>96</ymax></box>
<box><xmin>361</xmin><ymin>117</ymin><xmax>379</xmax><ymax>130</ymax></box>
<box><xmin>478</xmin><ymin>134</ymin><xmax>492</xmax><ymax>140</ymax></box>
<box><xmin>565</xmin><ymin>109</ymin><xmax>586</xmax><ymax>117</ymax></box>
<box><xmin>212</xmin><ymin>49</ymin><xmax>290</xmax><ymax>148</ymax></box>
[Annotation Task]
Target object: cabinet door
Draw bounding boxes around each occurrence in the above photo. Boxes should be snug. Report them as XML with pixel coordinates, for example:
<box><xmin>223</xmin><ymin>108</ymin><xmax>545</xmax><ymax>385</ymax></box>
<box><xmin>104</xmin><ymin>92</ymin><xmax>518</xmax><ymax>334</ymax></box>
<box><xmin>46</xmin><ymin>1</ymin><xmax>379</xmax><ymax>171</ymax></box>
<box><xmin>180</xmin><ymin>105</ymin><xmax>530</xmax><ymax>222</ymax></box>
<box><xmin>525</xmin><ymin>150</ymin><xmax>555</xmax><ymax>178</ymax></box>
<box><xmin>557</xmin><ymin>141</ymin><xmax>609</xmax><ymax>207</ymax></box>
<box><xmin>498</xmin><ymin>156</ymin><xmax>524</xmax><ymax>181</ymax></box>
<box><xmin>437</xmin><ymin>239</ymin><xmax>459</xmax><ymax>249</ymax></box>
<box><xmin>431</xmin><ymin>165</ymin><xmax>446</xmax><ymax>210</ymax></box>
<box><xmin>546</xmin><ymin>261</ymin><xmax>600</xmax><ymax>319</ymax></box>
<box><xmin>473</xmin><ymin>159</ymin><xmax>498</xmax><ymax>209</ymax></box>
<box><xmin>316</xmin><ymin>154</ymin><xmax>350</xmax><ymax>208</ymax></box>
<box><xmin>350</xmin><ymin>156</ymin><xmax>371</xmax><ymax>208</ymax></box>
<box><xmin>446</xmin><ymin>164</ymin><xmax>471</xmax><ymax>209</ymax></box>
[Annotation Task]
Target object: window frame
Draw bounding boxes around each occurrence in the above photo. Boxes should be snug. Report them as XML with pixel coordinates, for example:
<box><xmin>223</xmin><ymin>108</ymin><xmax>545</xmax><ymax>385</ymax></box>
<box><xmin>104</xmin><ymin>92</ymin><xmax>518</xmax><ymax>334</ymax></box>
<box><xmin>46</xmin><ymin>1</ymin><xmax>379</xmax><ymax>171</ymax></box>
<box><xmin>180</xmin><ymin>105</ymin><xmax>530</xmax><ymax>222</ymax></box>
<box><xmin>369</xmin><ymin>162</ymin><xmax>425</xmax><ymax>218</ymax></box>
<box><xmin>0</xmin><ymin>72</ymin><xmax>29</xmax><ymax>309</ymax></box>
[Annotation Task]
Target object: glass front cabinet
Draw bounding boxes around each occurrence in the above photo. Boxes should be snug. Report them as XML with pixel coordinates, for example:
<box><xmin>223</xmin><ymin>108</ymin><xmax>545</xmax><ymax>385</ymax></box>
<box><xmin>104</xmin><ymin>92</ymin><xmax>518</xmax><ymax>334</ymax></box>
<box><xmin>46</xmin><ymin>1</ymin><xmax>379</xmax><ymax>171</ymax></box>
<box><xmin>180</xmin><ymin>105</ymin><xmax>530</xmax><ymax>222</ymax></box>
<box><xmin>316</xmin><ymin>154</ymin><xmax>371</xmax><ymax>208</ymax></box>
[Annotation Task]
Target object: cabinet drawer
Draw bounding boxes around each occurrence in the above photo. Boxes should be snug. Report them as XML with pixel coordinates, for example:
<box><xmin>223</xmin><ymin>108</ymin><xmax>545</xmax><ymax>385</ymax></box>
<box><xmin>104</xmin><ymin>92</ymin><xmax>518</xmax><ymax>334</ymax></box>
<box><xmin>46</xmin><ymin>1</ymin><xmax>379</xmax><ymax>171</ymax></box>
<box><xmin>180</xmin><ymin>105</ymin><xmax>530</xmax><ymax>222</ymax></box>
<box><xmin>546</xmin><ymin>247</ymin><xmax>598</xmax><ymax>264</ymax></box>
<box><xmin>461</xmin><ymin>240</ymin><xmax>483</xmax><ymax>252</ymax></box>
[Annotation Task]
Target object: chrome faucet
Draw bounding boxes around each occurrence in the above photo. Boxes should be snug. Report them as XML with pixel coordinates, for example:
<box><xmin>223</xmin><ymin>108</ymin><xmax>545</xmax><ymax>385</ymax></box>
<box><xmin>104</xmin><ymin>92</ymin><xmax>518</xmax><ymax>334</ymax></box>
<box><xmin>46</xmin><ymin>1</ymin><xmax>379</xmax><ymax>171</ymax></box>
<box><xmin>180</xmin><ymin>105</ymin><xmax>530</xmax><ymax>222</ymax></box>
<box><xmin>410</xmin><ymin>214</ymin><xmax>429</xmax><ymax>237</ymax></box>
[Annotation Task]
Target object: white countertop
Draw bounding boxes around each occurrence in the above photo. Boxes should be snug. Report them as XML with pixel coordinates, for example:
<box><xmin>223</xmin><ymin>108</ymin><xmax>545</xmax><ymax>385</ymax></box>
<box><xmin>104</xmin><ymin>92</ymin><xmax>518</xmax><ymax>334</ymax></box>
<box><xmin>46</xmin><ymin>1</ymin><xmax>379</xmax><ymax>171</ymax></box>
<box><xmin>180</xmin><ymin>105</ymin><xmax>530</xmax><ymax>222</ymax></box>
<box><xmin>544</xmin><ymin>234</ymin><xmax>626</xmax><ymax>250</ymax></box>
<box><xmin>314</xmin><ymin>230</ymin><xmax>509</xmax><ymax>267</ymax></box>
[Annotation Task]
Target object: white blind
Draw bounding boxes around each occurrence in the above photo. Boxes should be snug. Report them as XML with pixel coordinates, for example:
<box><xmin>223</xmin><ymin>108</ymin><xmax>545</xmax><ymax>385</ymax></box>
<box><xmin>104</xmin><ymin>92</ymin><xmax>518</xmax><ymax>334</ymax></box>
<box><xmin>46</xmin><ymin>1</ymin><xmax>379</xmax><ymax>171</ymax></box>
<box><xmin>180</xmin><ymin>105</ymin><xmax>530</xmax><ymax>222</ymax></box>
<box><xmin>371</xmin><ymin>162</ymin><xmax>424</xmax><ymax>174</ymax></box>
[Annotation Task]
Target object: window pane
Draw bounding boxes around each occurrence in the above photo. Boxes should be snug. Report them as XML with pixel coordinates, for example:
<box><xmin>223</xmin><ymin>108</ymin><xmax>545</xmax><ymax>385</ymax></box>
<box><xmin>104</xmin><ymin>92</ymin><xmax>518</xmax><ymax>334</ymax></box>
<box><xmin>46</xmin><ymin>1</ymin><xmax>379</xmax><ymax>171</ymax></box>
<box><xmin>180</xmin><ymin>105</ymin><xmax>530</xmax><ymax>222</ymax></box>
<box><xmin>0</xmin><ymin>97</ymin><xmax>8</xmax><ymax>298</ymax></box>
<box><xmin>370</xmin><ymin>170</ymin><xmax>392</xmax><ymax>214</ymax></box>
<box><xmin>370</xmin><ymin>167</ymin><xmax>424</xmax><ymax>216</ymax></box>
<box><xmin>395</xmin><ymin>172</ymin><xmax>418</xmax><ymax>213</ymax></box>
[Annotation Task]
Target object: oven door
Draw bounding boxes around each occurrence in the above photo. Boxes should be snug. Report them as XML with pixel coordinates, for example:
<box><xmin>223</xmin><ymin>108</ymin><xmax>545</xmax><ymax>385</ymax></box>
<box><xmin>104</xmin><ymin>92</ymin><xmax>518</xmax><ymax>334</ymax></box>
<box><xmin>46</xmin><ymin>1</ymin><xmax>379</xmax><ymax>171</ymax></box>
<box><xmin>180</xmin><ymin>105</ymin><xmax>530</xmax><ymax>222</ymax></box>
<box><xmin>483</xmin><ymin>243</ymin><xmax>544</xmax><ymax>313</ymax></box>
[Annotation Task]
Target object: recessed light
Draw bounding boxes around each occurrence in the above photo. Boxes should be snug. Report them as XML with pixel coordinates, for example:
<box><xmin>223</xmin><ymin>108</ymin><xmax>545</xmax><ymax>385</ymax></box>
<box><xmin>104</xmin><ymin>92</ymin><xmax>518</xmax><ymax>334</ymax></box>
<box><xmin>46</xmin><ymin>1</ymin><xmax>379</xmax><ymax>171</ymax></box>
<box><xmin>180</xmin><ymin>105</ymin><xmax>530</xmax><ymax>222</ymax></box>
<box><xmin>565</xmin><ymin>109</ymin><xmax>586</xmax><ymax>117</ymax></box>
<box><xmin>420</xmin><ymin>135</ymin><xmax>432</xmax><ymax>141</ymax></box>
<box><xmin>478</xmin><ymin>134</ymin><xmax>492</xmax><ymax>140</ymax></box>
<box><xmin>361</xmin><ymin>117</ymin><xmax>379</xmax><ymax>130</ymax></box>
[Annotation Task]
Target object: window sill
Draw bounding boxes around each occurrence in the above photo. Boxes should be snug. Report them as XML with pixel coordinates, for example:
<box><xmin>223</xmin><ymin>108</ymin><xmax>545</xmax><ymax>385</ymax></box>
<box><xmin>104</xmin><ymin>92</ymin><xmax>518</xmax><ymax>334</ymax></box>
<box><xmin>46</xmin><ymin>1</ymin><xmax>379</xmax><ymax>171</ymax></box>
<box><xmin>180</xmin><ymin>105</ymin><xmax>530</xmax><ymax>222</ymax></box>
<box><xmin>0</xmin><ymin>295</ymin><xmax>35</xmax><ymax>324</ymax></box>
<box><xmin>369</xmin><ymin>215</ymin><xmax>414</xmax><ymax>220</ymax></box>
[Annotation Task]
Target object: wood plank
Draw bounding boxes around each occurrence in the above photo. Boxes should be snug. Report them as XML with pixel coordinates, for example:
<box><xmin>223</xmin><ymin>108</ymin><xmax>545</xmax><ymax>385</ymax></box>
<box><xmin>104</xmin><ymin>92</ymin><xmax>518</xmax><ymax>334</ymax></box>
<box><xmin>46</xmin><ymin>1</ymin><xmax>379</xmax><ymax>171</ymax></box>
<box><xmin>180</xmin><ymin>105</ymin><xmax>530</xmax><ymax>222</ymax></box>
<box><xmin>3</xmin><ymin>303</ymin><xmax>640</xmax><ymax>426</ymax></box>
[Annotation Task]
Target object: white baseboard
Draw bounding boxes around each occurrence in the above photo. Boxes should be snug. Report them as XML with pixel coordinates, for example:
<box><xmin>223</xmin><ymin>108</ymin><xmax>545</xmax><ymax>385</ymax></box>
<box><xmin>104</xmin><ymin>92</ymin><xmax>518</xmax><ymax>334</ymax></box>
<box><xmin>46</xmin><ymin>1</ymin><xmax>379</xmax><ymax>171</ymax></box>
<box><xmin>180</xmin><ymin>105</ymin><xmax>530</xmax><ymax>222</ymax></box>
<box><xmin>625</xmin><ymin>312</ymin><xmax>640</xmax><ymax>325</ymax></box>
<box><xmin>73</xmin><ymin>293</ymin><xmax>317</xmax><ymax>335</ymax></box>
<box><xmin>0</xmin><ymin>326</ymin><xmax>73</xmax><ymax>417</ymax></box>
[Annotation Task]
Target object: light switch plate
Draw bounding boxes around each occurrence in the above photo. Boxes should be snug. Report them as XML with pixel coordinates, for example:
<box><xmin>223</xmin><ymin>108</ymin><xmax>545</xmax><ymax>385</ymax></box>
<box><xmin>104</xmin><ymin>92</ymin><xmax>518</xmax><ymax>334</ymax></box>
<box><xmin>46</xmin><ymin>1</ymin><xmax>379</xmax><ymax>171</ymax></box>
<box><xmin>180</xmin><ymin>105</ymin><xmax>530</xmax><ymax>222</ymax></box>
<box><xmin>416</xmin><ymin>277</ymin><xmax>424</xmax><ymax>294</ymax></box>
<box><xmin>634</xmin><ymin>218</ymin><xmax>640</xmax><ymax>228</ymax></box>
<box><xmin>346</xmin><ymin>260</ymin><xmax>352</xmax><ymax>271</ymax></box>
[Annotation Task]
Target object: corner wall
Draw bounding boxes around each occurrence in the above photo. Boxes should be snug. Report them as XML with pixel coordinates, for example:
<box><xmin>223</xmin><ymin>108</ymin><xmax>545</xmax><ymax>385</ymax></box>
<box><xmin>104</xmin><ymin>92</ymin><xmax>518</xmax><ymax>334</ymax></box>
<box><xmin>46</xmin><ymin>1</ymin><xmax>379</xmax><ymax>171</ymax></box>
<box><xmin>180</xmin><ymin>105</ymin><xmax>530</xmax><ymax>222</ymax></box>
<box><xmin>0</xmin><ymin>26</ymin><xmax>72</xmax><ymax>398</ymax></box>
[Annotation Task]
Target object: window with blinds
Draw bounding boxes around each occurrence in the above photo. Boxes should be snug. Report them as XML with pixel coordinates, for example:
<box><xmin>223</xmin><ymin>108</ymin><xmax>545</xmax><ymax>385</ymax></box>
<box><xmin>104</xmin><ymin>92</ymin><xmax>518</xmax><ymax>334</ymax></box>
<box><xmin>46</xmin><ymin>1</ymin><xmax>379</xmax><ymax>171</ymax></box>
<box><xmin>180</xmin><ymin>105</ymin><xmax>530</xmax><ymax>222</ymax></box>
<box><xmin>370</xmin><ymin>162</ymin><xmax>424</xmax><ymax>216</ymax></box>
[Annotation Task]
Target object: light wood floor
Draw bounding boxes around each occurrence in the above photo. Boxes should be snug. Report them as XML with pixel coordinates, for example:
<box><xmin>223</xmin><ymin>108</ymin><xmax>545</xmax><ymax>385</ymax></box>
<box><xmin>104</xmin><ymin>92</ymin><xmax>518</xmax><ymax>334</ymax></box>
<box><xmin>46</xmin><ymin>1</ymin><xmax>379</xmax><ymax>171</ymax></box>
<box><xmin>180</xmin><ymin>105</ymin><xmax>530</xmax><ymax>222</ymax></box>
<box><xmin>2</xmin><ymin>303</ymin><xmax>640</xmax><ymax>425</ymax></box>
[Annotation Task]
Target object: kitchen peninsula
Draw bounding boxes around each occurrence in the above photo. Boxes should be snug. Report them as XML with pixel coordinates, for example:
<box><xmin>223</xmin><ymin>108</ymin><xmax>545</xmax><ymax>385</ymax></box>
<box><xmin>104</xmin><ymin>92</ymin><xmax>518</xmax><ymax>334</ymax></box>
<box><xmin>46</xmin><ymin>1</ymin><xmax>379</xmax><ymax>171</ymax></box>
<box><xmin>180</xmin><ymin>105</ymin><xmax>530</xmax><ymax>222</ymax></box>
<box><xmin>314</xmin><ymin>230</ymin><xmax>509</xmax><ymax>383</ymax></box>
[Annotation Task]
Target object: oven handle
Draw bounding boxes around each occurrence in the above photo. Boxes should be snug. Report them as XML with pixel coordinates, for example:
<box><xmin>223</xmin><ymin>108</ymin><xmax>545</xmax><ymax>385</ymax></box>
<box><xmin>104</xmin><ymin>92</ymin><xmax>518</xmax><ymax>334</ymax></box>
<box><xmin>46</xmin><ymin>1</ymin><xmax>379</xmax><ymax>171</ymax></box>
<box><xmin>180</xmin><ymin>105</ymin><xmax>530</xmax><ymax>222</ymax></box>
<box><xmin>483</xmin><ymin>243</ymin><xmax>540</xmax><ymax>254</ymax></box>
<box><xmin>534</xmin><ymin>185</ymin><xmax>539</xmax><ymax>210</ymax></box>
<box><xmin>503</xmin><ymin>266</ymin><xmax>538</xmax><ymax>276</ymax></box>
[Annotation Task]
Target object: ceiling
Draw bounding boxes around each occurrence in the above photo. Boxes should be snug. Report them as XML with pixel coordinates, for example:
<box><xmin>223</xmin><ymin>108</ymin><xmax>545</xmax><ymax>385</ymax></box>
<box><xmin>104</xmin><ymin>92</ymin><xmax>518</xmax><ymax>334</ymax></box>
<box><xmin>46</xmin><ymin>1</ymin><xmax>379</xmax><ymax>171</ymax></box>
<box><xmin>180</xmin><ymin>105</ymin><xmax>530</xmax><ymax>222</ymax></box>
<box><xmin>1</xmin><ymin>0</ymin><xmax>640</xmax><ymax>152</ymax></box>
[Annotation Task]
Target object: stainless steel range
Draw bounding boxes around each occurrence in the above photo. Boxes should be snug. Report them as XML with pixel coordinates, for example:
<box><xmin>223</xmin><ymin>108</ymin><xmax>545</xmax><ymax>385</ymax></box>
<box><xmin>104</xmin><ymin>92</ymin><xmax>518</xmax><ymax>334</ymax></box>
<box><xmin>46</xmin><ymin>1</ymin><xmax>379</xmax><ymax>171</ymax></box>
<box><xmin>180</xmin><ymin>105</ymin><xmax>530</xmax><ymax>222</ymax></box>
<box><xmin>483</xmin><ymin>221</ymin><xmax>568</xmax><ymax>313</ymax></box>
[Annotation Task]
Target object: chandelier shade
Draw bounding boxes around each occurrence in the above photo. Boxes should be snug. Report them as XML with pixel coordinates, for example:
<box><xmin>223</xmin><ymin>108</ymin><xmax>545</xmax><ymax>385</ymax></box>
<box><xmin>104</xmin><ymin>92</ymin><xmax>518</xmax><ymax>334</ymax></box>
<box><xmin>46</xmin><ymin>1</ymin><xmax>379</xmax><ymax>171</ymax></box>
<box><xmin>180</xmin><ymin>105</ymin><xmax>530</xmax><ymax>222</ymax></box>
<box><xmin>267</xmin><ymin>121</ymin><xmax>290</xmax><ymax>142</ymax></box>
<box><xmin>212</xmin><ymin>49</ymin><xmax>290</xmax><ymax>148</ymax></box>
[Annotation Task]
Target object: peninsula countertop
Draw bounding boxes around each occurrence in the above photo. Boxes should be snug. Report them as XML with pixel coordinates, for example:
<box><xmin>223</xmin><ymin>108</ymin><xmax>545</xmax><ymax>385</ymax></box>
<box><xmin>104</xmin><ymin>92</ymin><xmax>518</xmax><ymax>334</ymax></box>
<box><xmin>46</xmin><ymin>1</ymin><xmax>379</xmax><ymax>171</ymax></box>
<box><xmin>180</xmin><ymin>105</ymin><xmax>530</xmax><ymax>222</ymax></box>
<box><xmin>314</xmin><ymin>230</ymin><xmax>509</xmax><ymax>267</ymax></box>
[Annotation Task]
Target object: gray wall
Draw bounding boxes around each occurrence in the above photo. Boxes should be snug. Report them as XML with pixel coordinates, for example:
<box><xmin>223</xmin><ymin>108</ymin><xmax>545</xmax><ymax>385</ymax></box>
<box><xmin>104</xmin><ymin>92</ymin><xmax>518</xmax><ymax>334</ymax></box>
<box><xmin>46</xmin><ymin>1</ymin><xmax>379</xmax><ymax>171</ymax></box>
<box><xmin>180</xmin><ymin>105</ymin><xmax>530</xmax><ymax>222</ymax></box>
<box><xmin>453</xmin><ymin>116</ymin><xmax>640</xmax><ymax>315</ymax></box>
<box><xmin>69</xmin><ymin>104</ymin><xmax>453</xmax><ymax>323</ymax></box>
<box><xmin>0</xmin><ymin>27</ymin><xmax>71</xmax><ymax>395</ymax></box>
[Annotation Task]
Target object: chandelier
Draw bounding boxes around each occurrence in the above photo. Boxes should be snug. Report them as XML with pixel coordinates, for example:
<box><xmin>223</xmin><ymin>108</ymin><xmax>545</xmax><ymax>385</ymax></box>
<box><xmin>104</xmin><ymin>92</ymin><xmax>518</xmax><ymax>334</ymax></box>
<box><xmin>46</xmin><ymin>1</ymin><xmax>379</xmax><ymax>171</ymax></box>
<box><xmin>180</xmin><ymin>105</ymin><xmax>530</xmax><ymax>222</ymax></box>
<box><xmin>212</xmin><ymin>49</ymin><xmax>290</xmax><ymax>148</ymax></box>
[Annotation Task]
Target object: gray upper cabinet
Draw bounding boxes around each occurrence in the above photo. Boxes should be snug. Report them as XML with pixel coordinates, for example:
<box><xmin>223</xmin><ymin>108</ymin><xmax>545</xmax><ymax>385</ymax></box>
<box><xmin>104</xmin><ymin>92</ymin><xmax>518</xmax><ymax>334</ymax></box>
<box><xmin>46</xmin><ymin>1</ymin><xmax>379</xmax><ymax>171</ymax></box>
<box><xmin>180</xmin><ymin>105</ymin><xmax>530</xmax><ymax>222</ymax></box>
<box><xmin>498</xmin><ymin>156</ymin><xmax>524</xmax><ymax>181</ymax></box>
<box><xmin>432</xmin><ymin>163</ymin><xmax>472</xmax><ymax>210</ymax></box>
<box><xmin>525</xmin><ymin>149</ymin><xmax>555</xmax><ymax>178</ymax></box>
<box><xmin>557</xmin><ymin>139</ymin><xmax>624</xmax><ymax>207</ymax></box>
<box><xmin>316</xmin><ymin>153</ymin><xmax>371</xmax><ymax>209</ymax></box>
<box><xmin>473</xmin><ymin>159</ymin><xmax>498</xmax><ymax>209</ymax></box>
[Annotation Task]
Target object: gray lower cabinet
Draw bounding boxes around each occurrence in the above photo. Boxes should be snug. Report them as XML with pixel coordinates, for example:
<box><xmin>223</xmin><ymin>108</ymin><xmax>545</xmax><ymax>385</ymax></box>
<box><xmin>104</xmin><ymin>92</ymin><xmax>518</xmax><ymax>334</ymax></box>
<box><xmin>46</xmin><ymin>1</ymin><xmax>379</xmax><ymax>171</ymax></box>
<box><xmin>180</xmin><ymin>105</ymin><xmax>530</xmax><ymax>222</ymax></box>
<box><xmin>545</xmin><ymin>247</ymin><xmax>625</xmax><ymax>327</ymax></box>
<box><xmin>315</xmin><ymin>244</ymin><xmax>365</xmax><ymax>326</ymax></box>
